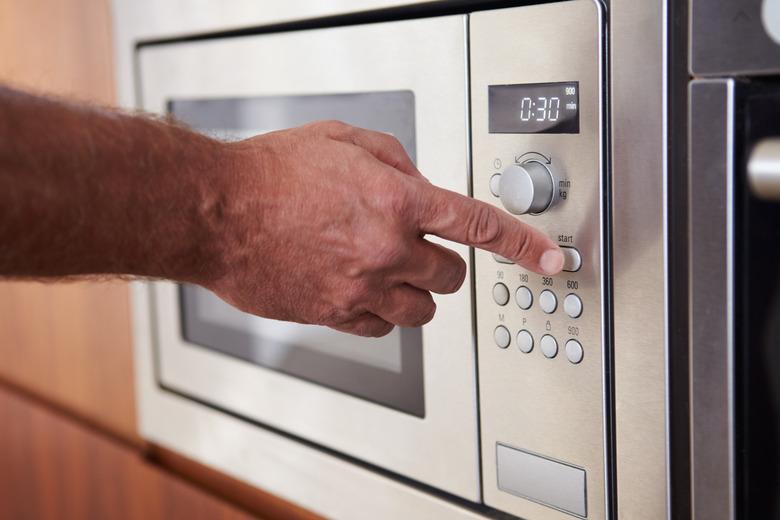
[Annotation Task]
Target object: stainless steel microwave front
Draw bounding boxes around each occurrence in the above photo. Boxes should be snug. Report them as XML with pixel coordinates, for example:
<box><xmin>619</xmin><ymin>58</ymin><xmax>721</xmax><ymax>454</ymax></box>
<box><xmin>471</xmin><ymin>1</ymin><xmax>608</xmax><ymax>519</ymax></box>
<box><xmin>135</xmin><ymin>1</ymin><xmax>612</xmax><ymax>519</ymax></box>
<box><xmin>138</xmin><ymin>14</ymin><xmax>481</xmax><ymax>502</ymax></box>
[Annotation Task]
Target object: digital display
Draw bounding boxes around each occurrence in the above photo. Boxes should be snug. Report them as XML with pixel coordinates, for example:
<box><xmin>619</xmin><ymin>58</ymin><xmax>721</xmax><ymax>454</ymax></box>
<box><xmin>489</xmin><ymin>82</ymin><xmax>580</xmax><ymax>134</ymax></box>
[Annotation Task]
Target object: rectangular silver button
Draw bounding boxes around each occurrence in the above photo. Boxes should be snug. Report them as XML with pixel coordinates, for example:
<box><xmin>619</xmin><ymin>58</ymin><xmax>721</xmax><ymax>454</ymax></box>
<box><xmin>496</xmin><ymin>444</ymin><xmax>587</xmax><ymax>517</ymax></box>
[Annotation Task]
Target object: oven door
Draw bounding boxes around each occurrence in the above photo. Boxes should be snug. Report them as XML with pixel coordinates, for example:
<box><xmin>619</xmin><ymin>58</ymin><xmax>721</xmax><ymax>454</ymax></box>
<box><xmin>736</xmin><ymin>83</ymin><xmax>780</xmax><ymax>519</ymax></box>
<box><xmin>691</xmin><ymin>79</ymin><xmax>780</xmax><ymax>519</ymax></box>
<box><xmin>137</xmin><ymin>15</ymin><xmax>479</xmax><ymax>500</ymax></box>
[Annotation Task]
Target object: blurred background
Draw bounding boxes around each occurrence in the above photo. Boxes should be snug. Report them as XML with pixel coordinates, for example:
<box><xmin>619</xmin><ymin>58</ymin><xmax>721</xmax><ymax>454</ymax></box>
<box><xmin>0</xmin><ymin>1</ymin><xmax>313</xmax><ymax>518</ymax></box>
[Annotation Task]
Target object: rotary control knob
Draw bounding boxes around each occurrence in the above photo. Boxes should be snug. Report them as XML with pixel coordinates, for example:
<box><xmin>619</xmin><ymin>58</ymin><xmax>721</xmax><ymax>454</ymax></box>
<box><xmin>498</xmin><ymin>161</ymin><xmax>555</xmax><ymax>215</ymax></box>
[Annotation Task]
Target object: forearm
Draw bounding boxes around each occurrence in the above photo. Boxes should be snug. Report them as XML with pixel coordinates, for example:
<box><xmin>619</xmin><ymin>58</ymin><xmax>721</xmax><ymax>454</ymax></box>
<box><xmin>0</xmin><ymin>86</ymin><xmax>230</xmax><ymax>283</ymax></box>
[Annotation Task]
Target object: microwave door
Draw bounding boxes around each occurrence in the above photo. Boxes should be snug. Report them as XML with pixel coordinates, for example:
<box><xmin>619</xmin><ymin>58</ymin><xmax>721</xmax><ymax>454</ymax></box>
<box><xmin>170</xmin><ymin>92</ymin><xmax>424</xmax><ymax>417</ymax></box>
<box><xmin>739</xmin><ymin>87</ymin><xmax>780</xmax><ymax>519</ymax></box>
<box><xmin>691</xmin><ymin>81</ymin><xmax>780</xmax><ymax>519</ymax></box>
<box><xmin>138</xmin><ymin>15</ymin><xmax>479</xmax><ymax>501</ymax></box>
<box><xmin>179</xmin><ymin>284</ymin><xmax>425</xmax><ymax>416</ymax></box>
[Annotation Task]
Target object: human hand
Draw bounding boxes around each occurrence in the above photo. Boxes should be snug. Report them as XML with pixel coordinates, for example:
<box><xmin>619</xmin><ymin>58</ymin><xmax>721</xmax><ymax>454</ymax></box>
<box><xmin>202</xmin><ymin>121</ymin><xmax>563</xmax><ymax>337</ymax></box>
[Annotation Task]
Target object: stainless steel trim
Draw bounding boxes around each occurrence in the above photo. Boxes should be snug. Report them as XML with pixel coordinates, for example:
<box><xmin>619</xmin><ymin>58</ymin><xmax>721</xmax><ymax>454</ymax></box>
<box><xmin>663</xmin><ymin>2</ymin><xmax>671</xmax><ymax>516</ymax></box>
<box><xmin>596</xmin><ymin>3</ymin><xmax>611</xmax><ymax>517</ymax></box>
<box><xmin>726</xmin><ymin>80</ymin><xmax>736</xmax><ymax>520</ymax></box>
<box><xmin>611</xmin><ymin>0</ymin><xmax>671</xmax><ymax>518</ymax></box>
<box><xmin>688</xmin><ymin>79</ymin><xmax>735</xmax><ymax>520</ymax></box>
<box><xmin>748</xmin><ymin>138</ymin><xmax>780</xmax><ymax>200</ymax></box>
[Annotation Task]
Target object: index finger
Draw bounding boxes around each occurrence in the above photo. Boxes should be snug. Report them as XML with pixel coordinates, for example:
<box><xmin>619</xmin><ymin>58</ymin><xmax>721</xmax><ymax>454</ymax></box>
<box><xmin>415</xmin><ymin>183</ymin><xmax>564</xmax><ymax>275</ymax></box>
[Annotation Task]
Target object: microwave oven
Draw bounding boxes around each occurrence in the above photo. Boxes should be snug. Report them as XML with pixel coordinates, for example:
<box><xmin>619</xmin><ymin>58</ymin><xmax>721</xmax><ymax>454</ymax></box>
<box><xmin>137</xmin><ymin>4</ymin><xmax>609</xmax><ymax>517</ymax></box>
<box><xmin>124</xmin><ymin>0</ymin><xmax>780</xmax><ymax>518</ymax></box>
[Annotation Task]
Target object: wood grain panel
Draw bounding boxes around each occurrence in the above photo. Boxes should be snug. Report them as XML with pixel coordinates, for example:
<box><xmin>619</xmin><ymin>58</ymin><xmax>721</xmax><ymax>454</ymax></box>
<box><xmin>0</xmin><ymin>281</ymin><xmax>138</xmax><ymax>441</ymax></box>
<box><xmin>0</xmin><ymin>385</ymin><xmax>258</xmax><ymax>520</ymax></box>
<box><xmin>0</xmin><ymin>0</ymin><xmax>138</xmax><ymax>442</ymax></box>
<box><xmin>0</xmin><ymin>2</ymin><xmax>320</xmax><ymax>519</ymax></box>
<box><xmin>150</xmin><ymin>447</ymin><xmax>324</xmax><ymax>520</ymax></box>
<box><xmin>0</xmin><ymin>0</ymin><xmax>115</xmax><ymax>102</ymax></box>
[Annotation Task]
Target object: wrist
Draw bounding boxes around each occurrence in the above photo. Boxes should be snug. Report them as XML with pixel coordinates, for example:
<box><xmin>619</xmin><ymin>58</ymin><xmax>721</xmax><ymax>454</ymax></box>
<box><xmin>178</xmin><ymin>138</ymin><xmax>237</xmax><ymax>287</ymax></box>
<box><xmin>139</xmin><ymin>127</ymin><xmax>235</xmax><ymax>287</ymax></box>
<box><xmin>183</xmin><ymin>137</ymin><xmax>268</xmax><ymax>290</ymax></box>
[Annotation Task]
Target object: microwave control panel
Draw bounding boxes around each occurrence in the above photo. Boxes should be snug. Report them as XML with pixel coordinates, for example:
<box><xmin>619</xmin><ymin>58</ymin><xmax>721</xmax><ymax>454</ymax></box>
<box><xmin>471</xmin><ymin>2</ymin><xmax>608</xmax><ymax>519</ymax></box>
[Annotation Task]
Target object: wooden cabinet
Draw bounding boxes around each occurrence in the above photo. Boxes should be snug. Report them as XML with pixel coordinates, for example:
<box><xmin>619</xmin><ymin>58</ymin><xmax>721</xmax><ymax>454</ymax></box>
<box><xmin>0</xmin><ymin>0</ymin><xmax>137</xmax><ymax>443</ymax></box>
<box><xmin>0</xmin><ymin>281</ymin><xmax>138</xmax><ymax>442</ymax></box>
<box><xmin>0</xmin><ymin>1</ymin><xmax>319</xmax><ymax>519</ymax></box>
<box><xmin>0</xmin><ymin>0</ymin><xmax>115</xmax><ymax>103</ymax></box>
<box><xmin>0</xmin><ymin>386</ymin><xmax>257</xmax><ymax>520</ymax></box>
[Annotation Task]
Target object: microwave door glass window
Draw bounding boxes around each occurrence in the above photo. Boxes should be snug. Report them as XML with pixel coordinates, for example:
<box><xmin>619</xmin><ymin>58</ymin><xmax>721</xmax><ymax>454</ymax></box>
<box><xmin>168</xmin><ymin>92</ymin><xmax>416</xmax><ymax>155</ymax></box>
<box><xmin>169</xmin><ymin>92</ymin><xmax>424</xmax><ymax>417</ymax></box>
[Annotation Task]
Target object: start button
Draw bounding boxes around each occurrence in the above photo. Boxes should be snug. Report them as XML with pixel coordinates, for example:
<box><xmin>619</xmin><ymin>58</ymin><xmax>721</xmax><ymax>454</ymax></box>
<box><xmin>560</xmin><ymin>246</ymin><xmax>582</xmax><ymax>272</ymax></box>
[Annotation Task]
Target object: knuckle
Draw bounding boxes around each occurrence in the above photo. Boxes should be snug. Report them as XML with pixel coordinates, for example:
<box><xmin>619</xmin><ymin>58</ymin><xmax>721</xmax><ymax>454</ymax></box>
<box><xmin>410</xmin><ymin>299</ymin><xmax>437</xmax><ymax>327</ymax></box>
<box><xmin>347</xmin><ymin>278</ymin><xmax>372</xmax><ymax>305</ymax></box>
<box><xmin>336</xmin><ymin>280</ymin><xmax>370</xmax><ymax>313</ymax></box>
<box><xmin>354</xmin><ymin>319</ymin><xmax>394</xmax><ymax>338</ymax></box>
<box><xmin>344</xmin><ymin>146</ymin><xmax>373</xmax><ymax>169</ymax></box>
<box><xmin>372</xmin><ymin>322</ymin><xmax>396</xmax><ymax>337</ymax></box>
<box><xmin>505</xmin><ymin>225</ymin><xmax>533</xmax><ymax>261</ymax></box>
<box><xmin>365</xmin><ymin>240</ymin><xmax>407</xmax><ymax>271</ymax></box>
<box><xmin>324</xmin><ymin>119</ymin><xmax>348</xmax><ymax>131</ymax></box>
<box><xmin>350</xmin><ymin>321</ymin><xmax>374</xmax><ymax>337</ymax></box>
<box><xmin>466</xmin><ymin>205</ymin><xmax>502</xmax><ymax>245</ymax></box>
<box><xmin>443</xmin><ymin>258</ymin><xmax>467</xmax><ymax>294</ymax></box>
<box><xmin>420</xmin><ymin>193</ymin><xmax>449</xmax><ymax>227</ymax></box>
<box><xmin>315</xmin><ymin>307</ymin><xmax>352</xmax><ymax>327</ymax></box>
<box><xmin>377</xmin><ymin>182</ymin><xmax>412</xmax><ymax>217</ymax></box>
<box><xmin>315</xmin><ymin>120</ymin><xmax>351</xmax><ymax>137</ymax></box>
<box><xmin>384</xmin><ymin>134</ymin><xmax>406</xmax><ymax>154</ymax></box>
<box><xmin>380</xmin><ymin>132</ymin><xmax>401</xmax><ymax>146</ymax></box>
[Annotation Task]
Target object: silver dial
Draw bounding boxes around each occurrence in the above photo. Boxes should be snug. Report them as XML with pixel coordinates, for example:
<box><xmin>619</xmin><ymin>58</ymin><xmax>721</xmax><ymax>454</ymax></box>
<box><xmin>497</xmin><ymin>161</ymin><xmax>555</xmax><ymax>215</ymax></box>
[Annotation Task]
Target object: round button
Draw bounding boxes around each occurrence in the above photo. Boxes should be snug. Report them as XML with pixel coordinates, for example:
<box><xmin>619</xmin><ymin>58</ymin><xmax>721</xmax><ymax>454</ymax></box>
<box><xmin>539</xmin><ymin>290</ymin><xmax>558</xmax><ymax>314</ymax></box>
<box><xmin>563</xmin><ymin>293</ymin><xmax>583</xmax><ymax>318</ymax></box>
<box><xmin>517</xmin><ymin>330</ymin><xmax>534</xmax><ymax>353</ymax></box>
<box><xmin>492</xmin><ymin>283</ymin><xmax>510</xmax><ymax>306</ymax></box>
<box><xmin>489</xmin><ymin>174</ymin><xmax>501</xmax><ymax>197</ymax></box>
<box><xmin>565</xmin><ymin>339</ymin><xmax>584</xmax><ymax>364</ymax></box>
<box><xmin>498</xmin><ymin>160</ymin><xmax>555</xmax><ymax>215</ymax></box>
<box><xmin>494</xmin><ymin>326</ymin><xmax>511</xmax><ymax>349</ymax></box>
<box><xmin>561</xmin><ymin>247</ymin><xmax>582</xmax><ymax>272</ymax></box>
<box><xmin>515</xmin><ymin>286</ymin><xmax>533</xmax><ymax>310</ymax></box>
<box><xmin>540</xmin><ymin>335</ymin><xmax>558</xmax><ymax>358</ymax></box>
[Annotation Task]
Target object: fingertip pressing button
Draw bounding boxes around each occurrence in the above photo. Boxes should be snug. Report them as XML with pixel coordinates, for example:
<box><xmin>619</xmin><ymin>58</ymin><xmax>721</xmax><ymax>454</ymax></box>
<box><xmin>539</xmin><ymin>290</ymin><xmax>557</xmax><ymax>314</ymax></box>
<box><xmin>563</xmin><ymin>293</ymin><xmax>583</xmax><ymax>318</ymax></box>
<box><xmin>515</xmin><ymin>286</ymin><xmax>533</xmax><ymax>310</ymax></box>
<box><xmin>494</xmin><ymin>326</ymin><xmax>511</xmax><ymax>349</ymax></box>
<box><xmin>561</xmin><ymin>247</ymin><xmax>582</xmax><ymax>272</ymax></box>
<box><xmin>540</xmin><ymin>334</ymin><xmax>558</xmax><ymax>358</ymax></box>
<box><xmin>493</xmin><ymin>283</ymin><xmax>510</xmax><ymax>306</ymax></box>
<box><xmin>565</xmin><ymin>339</ymin><xmax>584</xmax><ymax>364</ymax></box>
<box><xmin>517</xmin><ymin>330</ymin><xmax>534</xmax><ymax>353</ymax></box>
